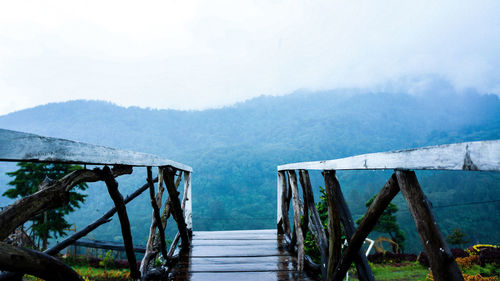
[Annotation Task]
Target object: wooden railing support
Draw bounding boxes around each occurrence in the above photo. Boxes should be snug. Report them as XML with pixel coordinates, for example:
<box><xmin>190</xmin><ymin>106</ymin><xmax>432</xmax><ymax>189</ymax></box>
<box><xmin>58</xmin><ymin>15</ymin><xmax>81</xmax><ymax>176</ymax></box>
<box><xmin>287</xmin><ymin>170</ymin><xmax>305</xmax><ymax>270</ymax></box>
<box><xmin>299</xmin><ymin>170</ymin><xmax>329</xmax><ymax>278</ymax></box>
<box><xmin>164</xmin><ymin>167</ymin><xmax>190</xmax><ymax>248</ymax></box>
<box><xmin>0</xmin><ymin>166</ymin><xmax>132</xmax><ymax>241</ymax></box>
<box><xmin>396</xmin><ymin>170</ymin><xmax>464</xmax><ymax>281</ymax></box>
<box><xmin>147</xmin><ymin>167</ymin><xmax>168</xmax><ymax>259</ymax></box>
<box><xmin>183</xmin><ymin>171</ymin><xmax>193</xmax><ymax>233</ymax></box>
<box><xmin>141</xmin><ymin>170</ymin><xmax>167</xmax><ymax>277</ymax></box>
<box><xmin>323</xmin><ymin>170</ymin><xmax>342</xmax><ymax>280</ymax></box>
<box><xmin>323</xmin><ymin>170</ymin><xmax>375</xmax><ymax>281</ymax></box>
<box><xmin>102</xmin><ymin>166</ymin><xmax>140</xmax><ymax>280</ymax></box>
<box><xmin>168</xmin><ymin>232</ymin><xmax>181</xmax><ymax>257</ymax></box>
<box><xmin>331</xmin><ymin>173</ymin><xmax>400</xmax><ymax>281</ymax></box>
<box><xmin>277</xmin><ymin>171</ymin><xmax>291</xmax><ymax>235</ymax></box>
<box><xmin>46</xmin><ymin>178</ymin><xmax>155</xmax><ymax>256</ymax></box>
<box><xmin>160</xmin><ymin>170</ymin><xmax>181</xmax><ymax>229</ymax></box>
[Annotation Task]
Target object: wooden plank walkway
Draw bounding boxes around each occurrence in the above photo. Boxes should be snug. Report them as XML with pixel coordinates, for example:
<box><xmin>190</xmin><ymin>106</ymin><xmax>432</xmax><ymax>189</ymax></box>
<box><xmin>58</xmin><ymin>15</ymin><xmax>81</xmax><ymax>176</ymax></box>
<box><xmin>169</xmin><ymin>229</ymin><xmax>316</xmax><ymax>281</ymax></box>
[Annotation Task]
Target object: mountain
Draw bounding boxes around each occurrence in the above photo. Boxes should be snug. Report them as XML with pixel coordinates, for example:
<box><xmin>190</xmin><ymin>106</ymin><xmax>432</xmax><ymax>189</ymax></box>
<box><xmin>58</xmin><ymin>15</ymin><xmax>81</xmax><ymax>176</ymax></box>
<box><xmin>0</xmin><ymin>86</ymin><xmax>499</xmax><ymax>253</ymax></box>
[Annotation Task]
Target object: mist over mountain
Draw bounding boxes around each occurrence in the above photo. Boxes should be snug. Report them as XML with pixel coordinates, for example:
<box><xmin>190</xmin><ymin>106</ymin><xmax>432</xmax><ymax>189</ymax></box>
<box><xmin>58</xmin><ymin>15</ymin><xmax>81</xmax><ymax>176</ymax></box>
<box><xmin>0</xmin><ymin>85</ymin><xmax>499</xmax><ymax>253</ymax></box>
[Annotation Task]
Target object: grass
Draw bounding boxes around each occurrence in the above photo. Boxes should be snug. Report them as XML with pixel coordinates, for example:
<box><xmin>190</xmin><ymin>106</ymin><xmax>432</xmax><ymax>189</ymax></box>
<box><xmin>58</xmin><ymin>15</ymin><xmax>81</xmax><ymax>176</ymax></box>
<box><xmin>72</xmin><ymin>265</ymin><xmax>130</xmax><ymax>276</ymax></box>
<box><xmin>345</xmin><ymin>262</ymin><xmax>429</xmax><ymax>281</ymax></box>
<box><xmin>346</xmin><ymin>262</ymin><xmax>499</xmax><ymax>281</ymax></box>
<box><xmin>24</xmin><ymin>266</ymin><xmax>131</xmax><ymax>281</ymax></box>
<box><xmin>371</xmin><ymin>263</ymin><xmax>429</xmax><ymax>280</ymax></box>
<box><xmin>24</xmin><ymin>260</ymin><xmax>498</xmax><ymax>281</ymax></box>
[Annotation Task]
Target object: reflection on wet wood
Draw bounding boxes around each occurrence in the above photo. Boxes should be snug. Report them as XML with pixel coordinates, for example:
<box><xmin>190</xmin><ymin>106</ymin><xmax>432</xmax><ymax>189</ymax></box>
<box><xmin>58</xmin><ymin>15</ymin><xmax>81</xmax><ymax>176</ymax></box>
<box><xmin>169</xmin><ymin>229</ymin><xmax>317</xmax><ymax>281</ymax></box>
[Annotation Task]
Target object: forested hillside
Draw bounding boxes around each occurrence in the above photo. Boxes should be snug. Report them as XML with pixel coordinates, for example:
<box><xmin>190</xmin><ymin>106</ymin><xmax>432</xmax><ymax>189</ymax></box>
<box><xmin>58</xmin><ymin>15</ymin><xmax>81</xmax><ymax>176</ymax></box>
<box><xmin>0</xmin><ymin>86</ymin><xmax>499</xmax><ymax>253</ymax></box>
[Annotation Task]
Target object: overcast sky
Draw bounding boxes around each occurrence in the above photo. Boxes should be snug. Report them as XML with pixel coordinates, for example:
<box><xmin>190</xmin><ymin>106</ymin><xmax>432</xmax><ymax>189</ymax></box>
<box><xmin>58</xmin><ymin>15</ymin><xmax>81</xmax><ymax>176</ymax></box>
<box><xmin>0</xmin><ymin>0</ymin><xmax>499</xmax><ymax>115</ymax></box>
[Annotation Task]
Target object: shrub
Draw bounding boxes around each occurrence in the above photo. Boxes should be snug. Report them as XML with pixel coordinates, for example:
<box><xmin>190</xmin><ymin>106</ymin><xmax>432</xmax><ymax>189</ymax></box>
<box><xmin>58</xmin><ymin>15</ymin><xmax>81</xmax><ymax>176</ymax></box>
<box><xmin>88</xmin><ymin>269</ymin><xmax>131</xmax><ymax>281</ymax></box>
<box><xmin>479</xmin><ymin>247</ymin><xmax>500</xmax><ymax>266</ymax></box>
<box><xmin>462</xmin><ymin>274</ymin><xmax>499</xmax><ymax>281</ymax></box>
<box><xmin>468</xmin><ymin>244</ymin><xmax>499</xmax><ymax>256</ymax></box>
<box><xmin>426</xmin><ymin>272</ymin><xmax>499</xmax><ymax>281</ymax></box>
<box><xmin>452</xmin><ymin>248</ymin><xmax>469</xmax><ymax>258</ymax></box>
<box><xmin>419</xmin><ymin>248</ymin><xmax>469</xmax><ymax>267</ymax></box>
<box><xmin>456</xmin><ymin>255</ymin><xmax>480</xmax><ymax>269</ymax></box>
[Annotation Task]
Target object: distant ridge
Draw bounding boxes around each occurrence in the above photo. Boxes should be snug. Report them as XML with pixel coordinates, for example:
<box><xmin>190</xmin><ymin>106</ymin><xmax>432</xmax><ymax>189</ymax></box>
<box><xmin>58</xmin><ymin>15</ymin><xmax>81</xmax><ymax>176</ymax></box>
<box><xmin>0</xmin><ymin>88</ymin><xmax>499</xmax><ymax>253</ymax></box>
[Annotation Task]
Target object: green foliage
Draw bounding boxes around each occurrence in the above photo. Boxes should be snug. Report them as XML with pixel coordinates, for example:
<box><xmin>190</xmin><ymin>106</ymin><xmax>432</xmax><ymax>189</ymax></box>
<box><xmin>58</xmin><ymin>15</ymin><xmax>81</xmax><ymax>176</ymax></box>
<box><xmin>447</xmin><ymin>228</ymin><xmax>471</xmax><ymax>247</ymax></box>
<box><xmin>356</xmin><ymin>195</ymin><xmax>406</xmax><ymax>252</ymax></box>
<box><xmin>0</xmin><ymin>89</ymin><xmax>499</xmax><ymax>253</ymax></box>
<box><xmin>368</xmin><ymin>262</ymin><xmax>429</xmax><ymax>280</ymax></box>
<box><xmin>154</xmin><ymin>257</ymin><xmax>163</xmax><ymax>267</ymax></box>
<box><xmin>99</xmin><ymin>250</ymin><xmax>114</xmax><ymax>270</ymax></box>
<box><xmin>3</xmin><ymin>162</ymin><xmax>88</xmax><ymax>249</ymax></box>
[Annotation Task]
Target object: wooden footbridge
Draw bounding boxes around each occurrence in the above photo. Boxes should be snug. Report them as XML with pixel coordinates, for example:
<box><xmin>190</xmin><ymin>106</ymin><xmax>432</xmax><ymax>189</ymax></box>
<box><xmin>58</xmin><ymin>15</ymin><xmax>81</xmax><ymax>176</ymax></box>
<box><xmin>0</xmin><ymin>128</ymin><xmax>499</xmax><ymax>281</ymax></box>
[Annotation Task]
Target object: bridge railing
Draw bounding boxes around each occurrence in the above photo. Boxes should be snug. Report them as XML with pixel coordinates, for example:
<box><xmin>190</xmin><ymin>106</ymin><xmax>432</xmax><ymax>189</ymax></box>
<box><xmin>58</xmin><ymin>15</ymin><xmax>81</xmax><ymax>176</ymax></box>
<box><xmin>277</xmin><ymin>140</ymin><xmax>500</xmax><ymax>281</ymax></box>
<box><xmin>0</xmin><ymin>129</ymin><xmax>193</xmax><ymax>280</ymax></box>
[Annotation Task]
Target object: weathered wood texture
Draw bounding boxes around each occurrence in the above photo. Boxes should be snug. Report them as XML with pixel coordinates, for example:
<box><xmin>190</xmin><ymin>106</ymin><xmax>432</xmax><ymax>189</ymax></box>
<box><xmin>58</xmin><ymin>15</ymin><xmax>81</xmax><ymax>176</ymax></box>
<box><xmin>166</xmin><ymin>172</ymin><xmax>192</xmax><ymax>260</ymax></box>
<box><xmin>323</xmin><ymin>170</ymin><xmax>375</xmax><ymax>281</ymax></box>
<box><xmin>169</xmin><ymin>232</ymin><xmax>182</xmax><ymax>257</ymax></box>
<box><xmin>0</xmin><ymin>128</ymin><xmax>193</xmax><ymax>171</ymax></box>
<box><xmin>0</xmin><ymin>165</ymin><xmax>132</xmax><ymax>240</ymax></box>
<box><xmin>169</xmin><ymin>230</ymin><xmax>314</xmax><ymax>281</ymax></box>
<box><xmin>322</xmin><ymin>170</ymin><xmax>342</xmax><ymax>280</ymax></box>
<box><xmin>141</xmin><ymin>172</ymin><xmax>164</xmax><ymax>277</ymax></box>
<box><xmin>332</xmin><ymin>173</ymin><xmax>400</xmax><ymax>281</ymax></box>
<box><xmin>396</xmin><ymin>170</ymin><xmax>464</xmax><ymax>281</ymax></box>
<box><xmin>72</xmin><ymin>238</ymin><xmax>146</xmax><ymax>252</ymax></box>
<box><xmin>277</xmin><ymin>171</ymin><xmax>291</xmax><ymax>235</ymax></box>
<box><xmin>141</xmin><ymin>168</ymin><xmax>174</xmax><ymax>278</ymax></box>
<box><xmin>148</xmin><ymin>167</ymin><xmax>168</xmax><ymax>259</ymax></box>
<box><xmin>287</xmin><ymin>170</ymin><xmax>305</xmax><ymax>271</ymax></box>
<box><xmin>102</xmin><ymin>166</ymin><xmax>140</xmax><ymax>280</ymax></box>
<box><xmin>164</xmin><ymin>167</ymin><xmax>190</xmax><ymax>247</ymax></box>
<box><xmin>183</xmin><ymin>171</ymin><xmax>193</xmax><ymax>231</ymax></box>
<box><xmin>0</xmin><ymin>242</ymin><xmax>82</xmax><ymax>281</ymax></box>
<box><xmin>278</xmin><ymin>140</ymin><xmax>500</xmax><ymax>171</ymax></box>
<box><xmin>46</xmin><ymin>177</ymin><xmax>154</xmax><ymax>255</ymax></box>
<box><xmin>298</xmin><ymin>170</ymin><xmax>328</xmax><ymax>278</ymax></box>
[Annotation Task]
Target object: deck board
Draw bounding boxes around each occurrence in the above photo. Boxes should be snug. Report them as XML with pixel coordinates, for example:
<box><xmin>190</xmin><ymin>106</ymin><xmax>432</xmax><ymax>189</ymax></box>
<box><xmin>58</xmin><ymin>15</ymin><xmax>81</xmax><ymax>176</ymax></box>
<box><xmin>169</xmin><ymin>229</ymin><xmax>317</xmax><ymax>281</ymax></box>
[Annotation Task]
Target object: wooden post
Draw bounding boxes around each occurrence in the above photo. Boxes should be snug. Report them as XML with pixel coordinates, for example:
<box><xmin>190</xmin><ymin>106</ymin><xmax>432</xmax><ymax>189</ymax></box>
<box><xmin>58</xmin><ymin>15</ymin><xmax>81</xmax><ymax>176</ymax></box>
<box><xmin>141</xmin><ymin>169</ymin><xmax>169</xmax><ymax>278</ymax></box>
<box><xmin>396</xmin><ymin>170</ymin><xmax>464</xmax><ymax>281</ymax></box>
<box><xmin>163</xmin><ymin>167</ymin><xmax>190</xmax><ymax>247</ymax></box>
<box><xmin>287</xmin><ymin>170</ymin><xmax>304</xmax><ymax>271</ymax></box>
<box><xmin>182</xmin><ymin>171</ymin><xmax>192</xmax><ymax>233</ymax></box>
<box><xmin>323</xmin><ymin>170</ymin><xmax>342</xmax><ymax>280</ymax></box>
<box><xmin>277</xmin><ymin>171</ymin><xmax>284</xmax><ymax>234</ymax></box>
<box><xmin>147</xmin><ymin>167</ymin><xmax>168</xmax><ymax>259</ymax></box>
<box><xmin>102</xmin><ymin>166</ymin><xmax>140</xmax><ymax>280</ymax></box>
<box><xmin>332</xmin><ymin>173</ymin><xmax>400</xmax><ymax>281</ymax></box>
<box><xmin>168</xmin><ymin>232</ymin><xmax>181</xmax><ymax>257</ymax></box>
<box><xmin>323</xmin><ymin>170</ymin><xmax>375</xmax><ymax>281</ymax></box>
<box><xmin>299</xmin><ymin>170</ymin><xmax>328</xmax><ymax>278</ymax></box>
<box><xmin>278</xmin><ymin>171</ymin><xmax>291</xmax><ymax>235</ymax></box>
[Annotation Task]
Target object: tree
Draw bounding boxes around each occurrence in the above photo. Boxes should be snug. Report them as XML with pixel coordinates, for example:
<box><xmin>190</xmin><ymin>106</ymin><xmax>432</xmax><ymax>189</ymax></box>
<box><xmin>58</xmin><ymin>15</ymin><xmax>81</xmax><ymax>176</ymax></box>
<box><xmin>3</xmin><ymin>162</ymin><xmax>88</xmax><ymax>250</ymax></box>
<box><xmin>356</xmin><ymin>195</ymin><xmax>406</xmax><ymax>252</ymax></box>
<box><xmin>446</xmin><ymin>228</ymin><xmax>470</xmax><ymax>248</ymax></box>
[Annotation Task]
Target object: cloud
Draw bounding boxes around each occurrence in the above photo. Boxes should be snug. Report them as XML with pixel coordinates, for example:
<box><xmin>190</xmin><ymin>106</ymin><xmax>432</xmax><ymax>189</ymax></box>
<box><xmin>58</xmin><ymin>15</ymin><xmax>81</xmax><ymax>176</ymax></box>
<box><xmin>0</xmin><ymin>0</ymin><xmax>499</xmax><ymax>115</ymax></box>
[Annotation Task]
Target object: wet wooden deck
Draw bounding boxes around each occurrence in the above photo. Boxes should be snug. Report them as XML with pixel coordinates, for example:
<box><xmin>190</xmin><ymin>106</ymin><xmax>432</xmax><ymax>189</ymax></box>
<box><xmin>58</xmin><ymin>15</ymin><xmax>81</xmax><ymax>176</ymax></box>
<box><xmin>169</xmin><ymin>229</ymin><xmax>316</xmax><ymax>281</ymax></box>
